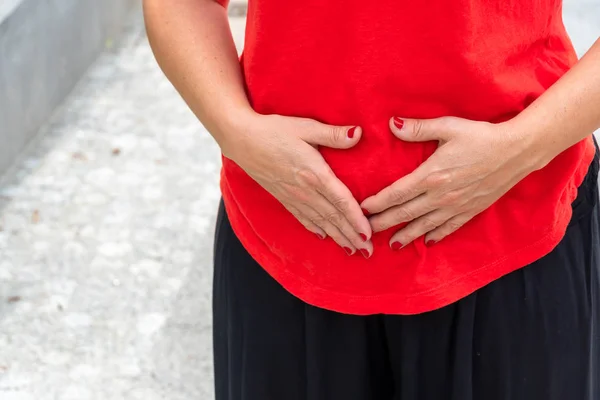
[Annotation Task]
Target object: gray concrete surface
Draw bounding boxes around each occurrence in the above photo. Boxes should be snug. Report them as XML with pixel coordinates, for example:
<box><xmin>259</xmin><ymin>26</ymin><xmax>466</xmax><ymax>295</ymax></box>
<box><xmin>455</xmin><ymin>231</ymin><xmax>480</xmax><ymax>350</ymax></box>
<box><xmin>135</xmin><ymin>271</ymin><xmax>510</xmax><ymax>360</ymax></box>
<box><xmin>0</xmin><ymin>0</ymin><xmax>137</xmax><ymax>177</ymax></box>
<box><xmin>0</xmin><ymin>1</ymin><xmax>598</xmax><ymax>399</ymax></box>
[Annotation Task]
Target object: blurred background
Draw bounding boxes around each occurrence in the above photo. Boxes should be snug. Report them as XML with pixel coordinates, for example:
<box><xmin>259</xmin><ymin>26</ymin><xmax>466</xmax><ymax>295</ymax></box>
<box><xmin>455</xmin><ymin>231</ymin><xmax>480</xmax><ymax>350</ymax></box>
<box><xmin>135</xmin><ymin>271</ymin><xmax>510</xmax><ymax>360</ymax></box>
<box><xmin>0</xmin><ymin>0</ymin><xmax>598</xmax><ymax>399</ymax></box>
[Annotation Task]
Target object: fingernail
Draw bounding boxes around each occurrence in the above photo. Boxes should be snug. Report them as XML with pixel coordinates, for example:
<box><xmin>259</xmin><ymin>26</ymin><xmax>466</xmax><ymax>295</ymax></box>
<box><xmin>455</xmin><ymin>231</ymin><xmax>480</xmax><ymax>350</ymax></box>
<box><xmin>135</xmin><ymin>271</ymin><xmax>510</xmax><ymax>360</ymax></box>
<box><xmin>391</xmin><ymin>241</ymin><xmax>403</xmax><ymax>250</ymax></box>
<box><xmin>393</xmin><ymin>117</ymin><xmax>405</xmax><ymax>130</ymax></box>
<box><xmin>316</xmin><ymin>232</ymin><xmax>326</xmax><ymax>240</ymax></box>
<box><xmin>361</xmin><ymin>207</ymin><xmax>370</xmax><ymax>216</ymax></box>
<box><xmin>347</xmin><ymin>126</ymin><xmax>358</xmax><ymax>139</ymax></box>
<box><xmin>360</xmin><ymin>249</ymin><xmax>370</xmax><ymax>259</ymax></box>
<box><xmin>426</xmin><ymin>239</ymin><xmax>436</xmax><ymax>247</ymax></box>
<box><xmin>360</xmin><ymin>233</ymin><xmax>368</xmax><ymax>241</ymax></box>
<box><xmin>344</xmin><ymin>247</ymin><xmax>353</xmax><ymax>256</ymax></box>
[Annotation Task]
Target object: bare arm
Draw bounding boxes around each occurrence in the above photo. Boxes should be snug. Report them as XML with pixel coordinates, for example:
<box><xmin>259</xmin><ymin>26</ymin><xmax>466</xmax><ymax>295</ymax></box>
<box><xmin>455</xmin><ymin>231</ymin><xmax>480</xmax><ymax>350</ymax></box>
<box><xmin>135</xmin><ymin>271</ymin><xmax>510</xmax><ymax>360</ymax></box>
<box><xmin>361</xmin><ymin>38</ymin><xmax>600</xmax><ymax>248</ymax></box>
<box><xmin>513</xmin><ymin>38</ymin><xmax>600</xmax><ymax>168</ymax></box>
<box><xmin>143</xmin><ymin>0</ymin><xmax>249</xmax><ymax>156</ymax></box>
<box><xmin>143</xmin><ymin>0</ymin><xmax>374</xmax><ymax>256</ymax></box>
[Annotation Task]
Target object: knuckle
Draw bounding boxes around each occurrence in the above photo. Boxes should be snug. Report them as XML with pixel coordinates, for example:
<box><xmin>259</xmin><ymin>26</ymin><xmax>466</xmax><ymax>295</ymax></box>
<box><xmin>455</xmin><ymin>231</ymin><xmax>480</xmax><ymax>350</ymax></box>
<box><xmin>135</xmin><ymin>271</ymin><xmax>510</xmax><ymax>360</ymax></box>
<box><xmin>413</xmin><ymin>119</ymin><xmax>424</xmax><ymax>138</ymax></box>
<box><xmin>390</xmin><ymin>187</ymin><xmax>409</xmax><ymax>203</ymax></box>
<box><xmin>395</xmin><ymin>207</ymin><xmax>414</xmax><ymax>222</ymax></box>
<box><xmin>310</xmin><ymin>213</ymin><xmax>326</xmax><ymax>225</ymax></box>
<box><xmin>331</xmin><ymin>196</ymin><xmax>351</xmax><ymax>212</ymax></box>
<box><xmin>424</xmin><ymin>174</ymin><xmax>437</xmax><ymax>188</ymax></box>
<box><xmin>437</xmin><ymin>116</ymin><xmax>457</xmax><ymax>129</ymax></box>
<box><xmin>426</xmin><ymin>171</ymin><xmax>452</xmax><ymax>187</ymax></box>
<box><xmin>283</xmin><ymin>183</ymin><xmax>303</xmax><ymax>198</ymax></box>
<box><xmin>325</xmin><ymin>211</ymin><xmax>344</xmax><ymax>226</ymax></box>
<box><xmin>439</xmin><ymin>191</ymin><xmax>461</xmax><ymax>206</ymax></box>
<box><xmin>328</xmin><ymin>126</ymin><xmax>344</xmax><ymax>145</ymax></box>
<box><xmin>326</xmin><ymin>212</ymin><xmax>344</xmax><ymax>226</ymax></box>
<box><xmin>420</xmin><ymin>216</ymin><xmax>439</xmax><ymax>231</ymax></box>
<box><xmin>295</xmin><ymin>168</ymin><xmax>321</xmax><ymax>188</ymax></box>
<box><xmin>446</xmin><ymin>219</ymin><xmax>464</xmax><ymax>232</ymax></box>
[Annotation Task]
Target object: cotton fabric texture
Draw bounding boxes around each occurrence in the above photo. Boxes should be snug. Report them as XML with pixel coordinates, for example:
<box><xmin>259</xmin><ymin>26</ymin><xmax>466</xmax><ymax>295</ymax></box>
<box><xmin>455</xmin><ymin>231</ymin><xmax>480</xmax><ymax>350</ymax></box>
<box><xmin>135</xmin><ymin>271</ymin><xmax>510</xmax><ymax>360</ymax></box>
<box><xmin>213</xmin><ymin>147</ymin><xmax>600</xmax><ymax>399</ymax></box>
<box><xmin>218</xmin><ymin>0</ymin><xmax>596</xmax><ymax>314</ymax></box>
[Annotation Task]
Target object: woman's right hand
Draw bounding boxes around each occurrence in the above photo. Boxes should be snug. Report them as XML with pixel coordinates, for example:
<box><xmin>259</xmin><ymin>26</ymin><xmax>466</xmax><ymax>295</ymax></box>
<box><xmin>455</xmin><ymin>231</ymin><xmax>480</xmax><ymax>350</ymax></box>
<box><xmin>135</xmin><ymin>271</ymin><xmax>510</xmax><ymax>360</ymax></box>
<box><xmin>222</xmin><ymin>113</ymin><xmax>373</xmax><ymax>257</ymax></box>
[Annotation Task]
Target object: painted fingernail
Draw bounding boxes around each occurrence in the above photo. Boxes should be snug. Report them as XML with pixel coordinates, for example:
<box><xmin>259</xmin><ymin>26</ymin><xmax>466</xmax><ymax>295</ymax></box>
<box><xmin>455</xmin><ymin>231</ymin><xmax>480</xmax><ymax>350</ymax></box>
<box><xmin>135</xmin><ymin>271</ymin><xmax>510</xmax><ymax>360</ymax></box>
<box><xmin>361</xmin><ymin>207</ymin><xmax>370</xmax><ymax>216</ymax></box>
<box><xmin>360</xmin><ymin>249</ymin><xmax>371</xmax><ymax>259</ymax></box>
<box><xmin>347</xmin><ymin>126</ymin><xmax>358</xmax><ymax>139</ymax></box>
<box><xmin>360</xmin><ymin>233</ymin><xmax>368</xmax><ymax>241</ymax></box>
<box><xmin>426</xmin><ymin>240</ymin><xmax>436</xmax><ymax>247</ymax></box>
<box><xmin>316</xmin><ymin>232</ymin><xmax>326</xmax><ymax>240</ymax></box>
<box><xmin>391</xmin><ymin>241</ymin><xmax>403</xmax><ymax>250</ymax></box>
<box><xmin>393</xmin><ymin>117</ymin><xmax>405</xmax><ymax>130</ymax></box>
<box><xmin>344</xmin><ymin>247</ymin><xmax>353</xmax><ymax>256</ymax></box>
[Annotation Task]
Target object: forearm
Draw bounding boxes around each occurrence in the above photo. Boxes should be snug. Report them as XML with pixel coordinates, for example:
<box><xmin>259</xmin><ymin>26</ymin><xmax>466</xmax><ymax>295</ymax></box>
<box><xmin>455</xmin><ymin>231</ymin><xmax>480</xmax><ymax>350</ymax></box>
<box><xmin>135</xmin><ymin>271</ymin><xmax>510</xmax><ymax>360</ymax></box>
<box><xmin>512</xmin><ymin>38</ymin><xmax>600</xmax><ymax>169</ymax></box>
<box><xmin>143</xmin><ymin>0</ymin><xmax>254</xmax><ymax>156</ymax></box>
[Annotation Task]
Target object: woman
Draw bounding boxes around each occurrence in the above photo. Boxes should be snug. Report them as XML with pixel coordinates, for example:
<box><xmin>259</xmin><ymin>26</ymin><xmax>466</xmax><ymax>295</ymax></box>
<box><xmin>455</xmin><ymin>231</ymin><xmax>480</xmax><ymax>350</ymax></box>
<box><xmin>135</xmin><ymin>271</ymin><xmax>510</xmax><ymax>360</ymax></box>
<box><xmin>143</xmin><ymin>0</ymin><xmax>600</xmax><ymax>398</ymax></box>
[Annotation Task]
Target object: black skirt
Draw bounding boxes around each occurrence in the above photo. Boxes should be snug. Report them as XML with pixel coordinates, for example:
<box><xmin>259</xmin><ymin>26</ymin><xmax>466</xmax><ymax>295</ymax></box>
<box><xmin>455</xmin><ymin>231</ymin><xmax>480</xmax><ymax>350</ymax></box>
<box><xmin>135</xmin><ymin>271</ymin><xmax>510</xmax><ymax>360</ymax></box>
<box><xmin>212</xmin><ymin>147</ymin><xmax>600</xmax><ymax>400</ymax></box>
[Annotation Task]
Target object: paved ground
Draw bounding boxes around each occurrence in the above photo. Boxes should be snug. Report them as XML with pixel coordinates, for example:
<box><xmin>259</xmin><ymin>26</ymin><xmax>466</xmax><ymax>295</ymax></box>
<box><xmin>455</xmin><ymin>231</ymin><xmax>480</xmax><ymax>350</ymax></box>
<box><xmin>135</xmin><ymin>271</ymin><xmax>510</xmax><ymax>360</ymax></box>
<box><xmin>0</xmin><ymin>2</ymin><xmax>598</xmax><ymax>399</ymax></box>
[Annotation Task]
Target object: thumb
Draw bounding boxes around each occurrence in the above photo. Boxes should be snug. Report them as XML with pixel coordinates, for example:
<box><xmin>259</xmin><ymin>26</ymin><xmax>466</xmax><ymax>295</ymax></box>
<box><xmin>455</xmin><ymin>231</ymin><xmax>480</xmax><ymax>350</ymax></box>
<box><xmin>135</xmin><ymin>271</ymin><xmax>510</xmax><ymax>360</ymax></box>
<box><xmin>389</xmin><ymin>116</ymin><xmax>455</xmax><ymax>143</ymax></box>
<box><xmin>300</xmin><ymin>121</ymin><xmax>362</xmax><ymax>150</ymax></box>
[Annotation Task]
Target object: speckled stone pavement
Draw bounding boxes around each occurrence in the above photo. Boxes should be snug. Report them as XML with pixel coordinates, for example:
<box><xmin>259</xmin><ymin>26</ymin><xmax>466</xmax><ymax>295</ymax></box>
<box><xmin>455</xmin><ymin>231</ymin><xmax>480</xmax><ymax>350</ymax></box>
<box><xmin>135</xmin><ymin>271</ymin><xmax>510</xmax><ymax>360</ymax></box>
<box><xmin>0</xmin><ymin>2</ymin><xmax>598</xmax><ymax>399</ymax></box>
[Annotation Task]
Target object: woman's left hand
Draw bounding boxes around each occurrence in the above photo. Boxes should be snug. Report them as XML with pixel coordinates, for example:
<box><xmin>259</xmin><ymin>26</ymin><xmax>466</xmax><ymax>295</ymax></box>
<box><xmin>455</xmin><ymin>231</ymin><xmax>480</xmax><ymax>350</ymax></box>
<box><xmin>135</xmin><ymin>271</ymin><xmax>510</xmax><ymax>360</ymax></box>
<box><xmin>361</xmin><ymin>116</ymin><xmax>546</xmax><ymax>248</ymax></box>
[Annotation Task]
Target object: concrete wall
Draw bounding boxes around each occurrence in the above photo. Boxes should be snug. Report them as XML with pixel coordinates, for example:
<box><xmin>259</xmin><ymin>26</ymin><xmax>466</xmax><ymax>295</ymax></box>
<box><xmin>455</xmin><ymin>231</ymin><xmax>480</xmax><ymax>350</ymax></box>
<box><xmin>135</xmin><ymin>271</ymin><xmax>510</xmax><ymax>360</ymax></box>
<box><xmin>0</xmin><ymin>0</ymin><xmax>136</xmax><ymax>176</ymax></box>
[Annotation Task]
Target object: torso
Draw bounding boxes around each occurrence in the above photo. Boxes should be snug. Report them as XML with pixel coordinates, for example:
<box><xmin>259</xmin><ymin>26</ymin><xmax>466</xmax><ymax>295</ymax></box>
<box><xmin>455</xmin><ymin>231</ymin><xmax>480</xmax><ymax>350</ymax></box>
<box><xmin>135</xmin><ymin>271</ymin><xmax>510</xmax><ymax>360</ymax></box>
<box><xmin>220</xmin><ymin>0</ymin><xmax>596</xmax><ymax>314</ymax></box>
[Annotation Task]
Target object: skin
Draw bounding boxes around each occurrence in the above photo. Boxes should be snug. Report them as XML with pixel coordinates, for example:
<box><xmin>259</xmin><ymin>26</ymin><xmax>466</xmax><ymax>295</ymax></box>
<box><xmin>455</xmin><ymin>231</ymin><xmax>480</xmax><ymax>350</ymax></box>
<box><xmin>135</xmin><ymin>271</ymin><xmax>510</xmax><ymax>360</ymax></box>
<box><xmin>143</xmin><ymin>0</ymin><xmax>373</xmax><ymax>257</ymax></box>
<box><xmin>144</xmin><ymin>0</ymin><xmax>600</xmax><ymax>256</ymax></box>
<box><xmin>361</xmin><ymin>37</ymin><xmax>600</xmax><ymax>249</ymax></box>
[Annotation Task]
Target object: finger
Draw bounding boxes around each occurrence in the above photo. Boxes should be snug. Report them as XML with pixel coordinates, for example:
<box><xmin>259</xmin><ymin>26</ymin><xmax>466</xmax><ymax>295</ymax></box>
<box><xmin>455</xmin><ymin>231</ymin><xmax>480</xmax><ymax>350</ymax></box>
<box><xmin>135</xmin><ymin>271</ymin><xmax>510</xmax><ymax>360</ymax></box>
<box><xmin>316</xmin><ymin>169</ymin><xmax>373</xmax><ymax>241</ymax></box>
<box><xmin>368</xmin><ymin>193</ymin><xmax>435</xmax><ymax>232</ymax></box>
<box><xmin>285</xmin><ymin>204</ymin><xmax>327</xmax><ymax>239</ymax></box>
<box><xmin>389</xmin><ymin>116</ymin><xmax>461</xmax><ymax>143</ymax></box>
<box><xmin>298</xmin><ymin>119</ymin><xmax>363</xmax><ymax>150</ymax></box>
<box><xmin>360</xmin><ymin>168</ymin><xmax>428</xmax><ymax>215</ymax></box>
<box><xmin>425</xmin><ymin>213</ymin><xmax>474</xmax><ymax>245</ymax></box>
<box><xmin>389</xmin><ymin>210</ymin><xmax>451</xmax><ymax>249</ymax></box>
<box><xmin>307</xmin><ymin>193</ymin><xmax>373</xmax><ymax>257</ymax></box>
<box><xmin>294</xmin><ymin>203</ymin><xmax>358</xmax><ymax>256</ymax></box>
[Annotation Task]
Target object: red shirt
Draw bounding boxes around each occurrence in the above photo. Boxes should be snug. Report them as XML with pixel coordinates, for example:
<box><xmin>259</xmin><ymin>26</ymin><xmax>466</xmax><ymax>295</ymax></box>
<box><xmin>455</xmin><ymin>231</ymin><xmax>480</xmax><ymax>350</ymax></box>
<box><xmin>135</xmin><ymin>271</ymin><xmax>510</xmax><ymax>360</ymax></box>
<box><xmin>218</xmin><ymin>0</ymin><xmax>596</xmax><ymax>314</ymax></box>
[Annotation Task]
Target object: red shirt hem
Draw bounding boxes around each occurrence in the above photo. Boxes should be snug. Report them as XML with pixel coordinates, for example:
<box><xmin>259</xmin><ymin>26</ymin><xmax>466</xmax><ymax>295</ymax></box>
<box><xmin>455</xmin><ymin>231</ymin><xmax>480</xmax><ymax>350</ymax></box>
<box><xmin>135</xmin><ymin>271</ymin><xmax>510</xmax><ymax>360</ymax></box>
<box><xmin>219</xmin><ymin>137</ymin><xmax>596</xmax><ymax>315</ymax></box>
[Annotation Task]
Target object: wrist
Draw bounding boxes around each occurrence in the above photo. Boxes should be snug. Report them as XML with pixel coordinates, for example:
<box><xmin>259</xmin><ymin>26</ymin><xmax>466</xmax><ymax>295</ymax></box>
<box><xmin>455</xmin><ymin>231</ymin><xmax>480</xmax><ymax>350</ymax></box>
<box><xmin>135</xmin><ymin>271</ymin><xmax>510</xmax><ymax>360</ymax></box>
<box><xmin>500</xmin><ymin>117</ymin><xmax>559</xmax><ymax>173</ymax></box>
<box><xmin>215</xmin><ymin>108</ymin><xmax>263</xmax><ymax>161</ymax></box>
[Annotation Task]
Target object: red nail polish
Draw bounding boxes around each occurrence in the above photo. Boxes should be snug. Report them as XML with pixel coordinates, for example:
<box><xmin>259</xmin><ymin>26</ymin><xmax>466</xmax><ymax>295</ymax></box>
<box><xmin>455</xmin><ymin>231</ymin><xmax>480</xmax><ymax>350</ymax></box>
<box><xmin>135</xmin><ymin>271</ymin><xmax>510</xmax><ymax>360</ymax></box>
<box><xmin>360</xmin><ymin>233</ymin><xmax>367</xmax><ymax>241</ymax></box>
<box><xmin>361</xmin><ymin>207</ymin><xmax>370</xmax><ymax>216</ymax></box>
<box><xmin>347</xmin><ymin>126</ymin><xmax>358</xmax><ymax>139</ymax></box>
<box><xmin>391</xmin><ymin>241</ymin><xmax>403</xmax><ymax>250</ymax></box>
<box><xmin>426</xmin><ymin>240</ymin><xmax>436</xmax><ymax>247</ymax></box>
<box><xmin>360</xmin><ymin>249</ymin><xmax>370</xmax><ymax>259</ymax></box>
<box><xmin>316</xmin><ymin>232</ymin><xmax>326</xmax><ymax>240</ymax></box>
<box><xmin>393</xmin><ymin>117</ymin><xmax>405</xmax><ymax>130</ymax></box>
<box><xmin>344</xmin><ymin>247</ymin><xmax>353</xmax><ymax>255</ymax></box>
